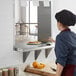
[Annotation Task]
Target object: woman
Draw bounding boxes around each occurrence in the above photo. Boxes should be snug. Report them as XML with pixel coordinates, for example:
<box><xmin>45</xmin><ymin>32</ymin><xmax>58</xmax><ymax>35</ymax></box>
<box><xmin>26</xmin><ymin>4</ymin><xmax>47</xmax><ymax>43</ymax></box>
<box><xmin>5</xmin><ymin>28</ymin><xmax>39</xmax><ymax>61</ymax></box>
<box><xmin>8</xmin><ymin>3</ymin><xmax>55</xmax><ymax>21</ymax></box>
<box><xmin>49</xmin><ymin>10</ymin><xmax>76</xmax><ymax>76</ymax></box>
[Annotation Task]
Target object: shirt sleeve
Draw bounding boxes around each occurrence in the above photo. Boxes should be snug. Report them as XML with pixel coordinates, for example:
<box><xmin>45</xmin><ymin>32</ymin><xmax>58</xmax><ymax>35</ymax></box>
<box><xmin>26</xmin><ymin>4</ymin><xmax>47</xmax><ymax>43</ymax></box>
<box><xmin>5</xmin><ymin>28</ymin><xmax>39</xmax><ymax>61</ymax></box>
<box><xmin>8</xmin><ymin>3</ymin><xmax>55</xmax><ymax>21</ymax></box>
<box><xmin>55</xmin><ymin>35</ymin><xmax>69</xmax><ymax>67</ymax></box>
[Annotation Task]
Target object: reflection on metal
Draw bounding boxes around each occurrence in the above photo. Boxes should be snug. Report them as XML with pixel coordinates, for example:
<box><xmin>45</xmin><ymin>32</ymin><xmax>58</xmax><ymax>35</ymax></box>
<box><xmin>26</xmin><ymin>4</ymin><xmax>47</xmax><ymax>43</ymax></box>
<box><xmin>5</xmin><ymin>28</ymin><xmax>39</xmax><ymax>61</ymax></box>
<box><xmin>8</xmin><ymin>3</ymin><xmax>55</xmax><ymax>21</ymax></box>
<box><xmin>15</xmin><ymin>23</ymin><xmax>28</xmax><ymax>35</ymax></box>
<box><xmin>35</xmin><ymin>50</ymin><xmax>41</xmax><ymax>60</ymax></box>
<box><xmin>32</xmin><ymin>0</ymin><xmax>39</xmax><ymax>6</ymax></box>
<box><xmin>21</xmin><ymin>0</ymin><xmax>27</xmax><ymax>7</ymax></box>
<box><xmin>20</xmin><ymin>0</ymin><xmax>50</xmax><ymax>7</ymax></box>
<box><xmin>14</xmin><ymin>47</ymin><xmax>18</xmax><ymax>51</ymax></box>
<box><xmin>23</xmin><ymin>52</ymin><xmax>30</xmax><ymax>62</ymax></box>
<box><xmin>20</xmin><ymin>24</ymin><xmax>27</xmax><ymax>35</ymax></box>
<box><xmin>21</xmin><ymin>6</ymin><xmax>26</xmax><ymax>23</ymax></box>
<box><xmin>16</xmin><ymin>24</ymin><xmax>20</xmax><ymax>35</ymax></box>
<box><xmin>15</xmin><ymin>0</ymin><xmax>21</xmax><ymax>23</ymax></box>
<box><xmin>44</xmin><ymin>0</ymin><xmax>50</xmax><ymax>7</ymax></box>
<box><xmin>45</xmin><ymin>48</ymin><xmax>52</xmax><ymax>58</ymax></box>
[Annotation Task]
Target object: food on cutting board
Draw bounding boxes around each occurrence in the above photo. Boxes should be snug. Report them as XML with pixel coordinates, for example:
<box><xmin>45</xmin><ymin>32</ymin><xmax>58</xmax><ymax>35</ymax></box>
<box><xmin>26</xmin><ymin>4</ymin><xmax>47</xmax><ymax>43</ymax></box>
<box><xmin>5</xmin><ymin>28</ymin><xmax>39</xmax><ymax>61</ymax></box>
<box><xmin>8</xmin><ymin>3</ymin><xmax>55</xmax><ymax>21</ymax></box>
<box><xmin>27</xmin><ymin>41</ymin><xmax>41</xmax><ymax>45</ymax></box>
<box><xmin>32</xmin><ymin>61</ymin><xmax>45</xmax><ymax>69</ymax></box>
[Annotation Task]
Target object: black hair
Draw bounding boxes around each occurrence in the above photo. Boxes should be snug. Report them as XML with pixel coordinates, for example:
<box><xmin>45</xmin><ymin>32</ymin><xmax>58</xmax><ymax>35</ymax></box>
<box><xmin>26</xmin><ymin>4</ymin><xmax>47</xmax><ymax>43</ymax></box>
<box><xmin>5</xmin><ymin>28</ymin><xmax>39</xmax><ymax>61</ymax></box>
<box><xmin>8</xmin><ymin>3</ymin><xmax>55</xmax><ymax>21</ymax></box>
<box><xmin>55</xmin><ymin>9</ymin><xmax>76</xmax><ymax>26</ymax></box>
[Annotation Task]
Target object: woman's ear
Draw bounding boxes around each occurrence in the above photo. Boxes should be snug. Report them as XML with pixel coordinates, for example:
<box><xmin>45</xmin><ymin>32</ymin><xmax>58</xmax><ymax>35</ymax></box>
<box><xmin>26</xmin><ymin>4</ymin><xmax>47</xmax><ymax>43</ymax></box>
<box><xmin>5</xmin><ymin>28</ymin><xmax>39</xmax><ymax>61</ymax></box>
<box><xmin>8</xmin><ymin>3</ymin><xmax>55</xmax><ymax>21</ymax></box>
<box><xmin>57</xmin><ymin>22</ymin><xmax>63</xmax><ymax>30</ymax></box>
<box><xmin>57</xmin><ymin>22</ymin><xmax>62</xmax><ymax>26</ymax></box>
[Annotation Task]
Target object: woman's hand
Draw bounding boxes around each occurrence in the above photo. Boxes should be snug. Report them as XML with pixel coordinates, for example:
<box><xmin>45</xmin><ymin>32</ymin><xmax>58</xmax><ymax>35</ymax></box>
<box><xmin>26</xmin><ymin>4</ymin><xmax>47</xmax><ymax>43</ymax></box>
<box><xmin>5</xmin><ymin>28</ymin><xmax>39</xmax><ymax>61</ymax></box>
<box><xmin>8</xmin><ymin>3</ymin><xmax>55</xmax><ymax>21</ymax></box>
<box><xmin>56</xmin><ymin>63</ymin><xmax>64</xmax><ymax>76</ymax></box>
<box><xmin>48</xmin><ymin>37</ymin><xmax>55</xmax><ymax>42</ymax></box>
<box><xmin>47</xmin><ymin>63</ymin><xmax>63</xmax><ymax>76</ymax></box>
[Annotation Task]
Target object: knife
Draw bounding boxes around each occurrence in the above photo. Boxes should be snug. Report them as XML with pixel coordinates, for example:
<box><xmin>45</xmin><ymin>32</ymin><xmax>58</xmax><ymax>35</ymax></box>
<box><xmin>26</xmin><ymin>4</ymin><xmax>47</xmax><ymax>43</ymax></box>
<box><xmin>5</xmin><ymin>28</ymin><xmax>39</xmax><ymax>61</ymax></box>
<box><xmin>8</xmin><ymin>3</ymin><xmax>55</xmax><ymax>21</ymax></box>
<box><xmin>50</xmin><ymin>67</ymin><xmax>56</xmax><ymax>72</ymax></box>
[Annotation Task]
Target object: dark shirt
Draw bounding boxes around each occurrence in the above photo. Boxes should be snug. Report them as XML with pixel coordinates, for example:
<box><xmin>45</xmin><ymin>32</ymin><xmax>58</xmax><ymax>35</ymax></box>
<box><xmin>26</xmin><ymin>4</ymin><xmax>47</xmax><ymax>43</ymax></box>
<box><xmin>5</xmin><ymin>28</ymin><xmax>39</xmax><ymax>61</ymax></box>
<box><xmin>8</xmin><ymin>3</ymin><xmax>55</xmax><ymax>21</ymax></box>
<box><xmin>55</xmin><ymin>29</ymin><xmax>76</xmax><ymax>67</ymax></box>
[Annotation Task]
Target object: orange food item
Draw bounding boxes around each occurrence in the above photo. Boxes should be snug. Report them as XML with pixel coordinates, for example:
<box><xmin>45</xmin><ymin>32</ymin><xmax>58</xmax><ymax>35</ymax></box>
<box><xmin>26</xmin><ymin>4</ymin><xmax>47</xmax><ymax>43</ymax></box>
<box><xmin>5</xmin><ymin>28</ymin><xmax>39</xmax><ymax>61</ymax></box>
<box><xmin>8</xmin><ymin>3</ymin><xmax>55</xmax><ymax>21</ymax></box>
<box><xmin>40</xmin><ymin>63</ymin><xmax>45</xmax><ymax>67</ymax></box>
<box><xmin>37</xmin><ymin>64</ymin><xmax>44</xmax><ymax>69</ymax></box>
<box><xmin>32</xmin><ymin>61</ymin><xmax>46</xmax><ymax>69</ymax></box>
<box><xmin>32</xmin><ymin>61</ymin><xmax>39</xmax><ymax>68</ymax></box>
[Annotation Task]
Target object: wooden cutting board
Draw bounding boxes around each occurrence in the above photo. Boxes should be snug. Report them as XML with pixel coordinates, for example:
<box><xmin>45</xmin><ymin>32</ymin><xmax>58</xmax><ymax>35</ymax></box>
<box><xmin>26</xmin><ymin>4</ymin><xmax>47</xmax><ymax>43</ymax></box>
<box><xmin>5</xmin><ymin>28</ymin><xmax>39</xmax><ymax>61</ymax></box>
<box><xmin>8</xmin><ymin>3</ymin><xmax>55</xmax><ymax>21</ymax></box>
<box><xmin>24</xmin><ymin>64</ymin><xmax>56</xmax><ymax>76</ymax></box>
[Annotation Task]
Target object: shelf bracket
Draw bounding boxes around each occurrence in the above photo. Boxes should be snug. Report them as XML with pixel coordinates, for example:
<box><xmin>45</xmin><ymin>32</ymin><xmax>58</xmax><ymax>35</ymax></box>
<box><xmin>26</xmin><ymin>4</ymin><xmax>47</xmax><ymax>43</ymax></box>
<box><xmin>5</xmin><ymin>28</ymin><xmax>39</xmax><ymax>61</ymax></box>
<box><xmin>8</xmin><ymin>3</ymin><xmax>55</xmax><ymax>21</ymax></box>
<box><xmin>23</xmin><ymin>51</ymin><xmax>30</xmax><ymax>62</ymax></box>
<box><xmin>45</xmin><ymin>48</ymin><xmax>52</xmax><ymax>58</ymax></box>
<box><xmin>35</xmin><ymin>50</ymin><xmax>41</xmax><ymax>60</ymax></box>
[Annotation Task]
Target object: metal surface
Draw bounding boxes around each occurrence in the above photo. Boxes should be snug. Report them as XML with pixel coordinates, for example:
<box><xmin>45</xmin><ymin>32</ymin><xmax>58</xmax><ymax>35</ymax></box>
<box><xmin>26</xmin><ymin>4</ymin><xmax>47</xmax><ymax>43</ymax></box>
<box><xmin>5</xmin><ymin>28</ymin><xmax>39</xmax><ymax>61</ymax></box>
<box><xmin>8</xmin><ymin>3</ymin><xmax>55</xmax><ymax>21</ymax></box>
<box><xmin>14</xmin><ymin>40</ymin><xmax>54</xmax><ymax>62</ymax></box>
<box><xmin>14</xmin><ymin>42</ymin><xmax>54</xmax><ymax>52</ymax></box>
<box><xmin>45</xmin><ymin>48</ymin><xmax>52</xmax><ymax>58</ymax></box>
<box><xmin>38</xmin><ymin>1</ymin><xmax>51</xmax><ymax>42</ymax></box>
<box><xmin>23</xmin><ymin>51</ymin><xmax>30</xmax><ymax>62</ymax></box>
<box><xmin>35</xmin><ymin>50</ymin><xmax>41</xmax><ymax>60</ymax></box>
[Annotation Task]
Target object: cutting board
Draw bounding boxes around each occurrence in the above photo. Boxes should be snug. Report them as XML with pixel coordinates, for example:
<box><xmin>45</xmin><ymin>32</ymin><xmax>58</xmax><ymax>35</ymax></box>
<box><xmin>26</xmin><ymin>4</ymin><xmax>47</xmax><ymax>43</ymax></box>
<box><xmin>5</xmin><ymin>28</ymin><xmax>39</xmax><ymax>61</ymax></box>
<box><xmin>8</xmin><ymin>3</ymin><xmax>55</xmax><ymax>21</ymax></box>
<box><xmin>24</xmin><ymin>64</ymin><xmax>56</xmax><ymax>76</ymax></box>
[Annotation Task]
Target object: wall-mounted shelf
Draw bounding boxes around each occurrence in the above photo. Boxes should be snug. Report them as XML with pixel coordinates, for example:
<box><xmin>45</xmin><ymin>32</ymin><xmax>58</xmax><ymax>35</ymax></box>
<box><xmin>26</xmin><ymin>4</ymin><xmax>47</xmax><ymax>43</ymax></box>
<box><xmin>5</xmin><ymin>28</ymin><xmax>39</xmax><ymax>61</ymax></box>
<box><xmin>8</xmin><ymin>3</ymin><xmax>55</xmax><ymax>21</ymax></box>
<box><xmin>14</xmin><ymin>41</ymin><xmax>55</xmax><ymax>62</ymax></box>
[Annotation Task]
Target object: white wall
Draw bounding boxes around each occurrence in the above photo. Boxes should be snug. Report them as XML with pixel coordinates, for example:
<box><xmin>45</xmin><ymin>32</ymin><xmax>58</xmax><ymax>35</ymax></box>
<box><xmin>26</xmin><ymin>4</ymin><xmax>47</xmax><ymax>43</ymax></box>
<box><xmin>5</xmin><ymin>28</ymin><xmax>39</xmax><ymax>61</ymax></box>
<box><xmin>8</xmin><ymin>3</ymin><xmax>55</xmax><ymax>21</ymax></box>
<box><xmin>51</xmin><ymin>0</ymin><xmax>76</xmax><ymax>39</ymax></box>
<box><xmin>0</xmin><ymin>0</ymin><xmax>22</xmax><ymax>68</ymax></box>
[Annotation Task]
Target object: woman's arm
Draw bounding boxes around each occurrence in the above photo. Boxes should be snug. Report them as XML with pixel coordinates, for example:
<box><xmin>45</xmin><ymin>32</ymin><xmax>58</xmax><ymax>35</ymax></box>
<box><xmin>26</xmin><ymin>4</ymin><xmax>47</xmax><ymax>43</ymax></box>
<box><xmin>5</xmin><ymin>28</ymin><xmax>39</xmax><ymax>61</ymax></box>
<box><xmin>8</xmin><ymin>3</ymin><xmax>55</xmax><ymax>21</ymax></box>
<box><xmin>56</xmin><ymin>63</ymin><xmax>64</xmax><ymax>76</ymax></box>
<box><xmin>48</xmin><ymin>37</ymin><xmax>56</xmax><ymax>42</ymax></box>
<box><xmin>55</xmin><ymin>35</ymin><xmax>70</xmax><ymax>76</ymax></box>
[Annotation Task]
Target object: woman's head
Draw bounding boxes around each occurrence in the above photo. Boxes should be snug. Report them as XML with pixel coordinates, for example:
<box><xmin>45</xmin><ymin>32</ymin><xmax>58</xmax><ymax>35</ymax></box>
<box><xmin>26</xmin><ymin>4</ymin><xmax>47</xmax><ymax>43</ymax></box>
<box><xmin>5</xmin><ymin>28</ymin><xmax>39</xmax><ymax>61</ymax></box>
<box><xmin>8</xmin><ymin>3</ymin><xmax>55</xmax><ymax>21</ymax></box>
<box><xmin>55</xmin><ymin>9</ymin><xmax>76</xmax><ymax>30</ymax></box>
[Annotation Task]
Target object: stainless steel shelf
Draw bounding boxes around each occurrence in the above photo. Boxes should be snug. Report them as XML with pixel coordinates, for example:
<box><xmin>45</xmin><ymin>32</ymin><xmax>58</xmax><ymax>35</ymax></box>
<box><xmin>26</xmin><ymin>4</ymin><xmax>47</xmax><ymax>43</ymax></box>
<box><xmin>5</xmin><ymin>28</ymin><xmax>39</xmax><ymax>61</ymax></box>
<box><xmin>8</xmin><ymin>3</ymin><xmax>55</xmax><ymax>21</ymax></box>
<box><xmin>14</xmin><ymin>42</ymin><xmax>55</xmax><ymax>62</ymax></box>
